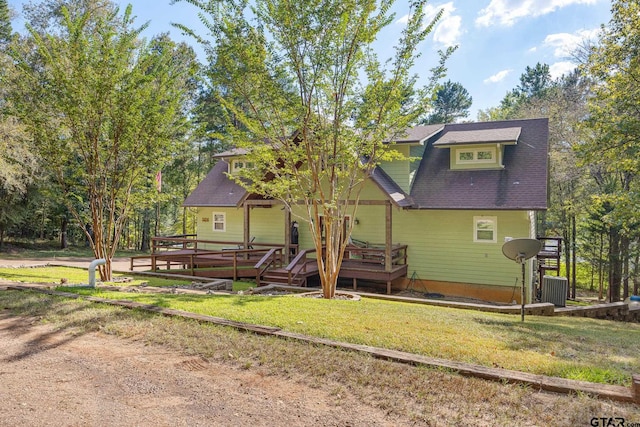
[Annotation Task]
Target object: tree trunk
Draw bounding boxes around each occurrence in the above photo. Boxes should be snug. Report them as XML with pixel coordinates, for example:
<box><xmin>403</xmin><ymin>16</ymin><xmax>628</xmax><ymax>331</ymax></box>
<box><xmin>622</xmin><ymin>235</ymin><xmax>629</xmax><ymax>300</ymax></box>
<box><xmin>598</xmin><ymin>231</ymin><xmax>605</xmax><ymax>300</ymax></box>
<box><xmin>633</xmin><ymin>245</ymin><xmax>639</xmax><ymax>296</ymax></box>
<box><xmin>60</xmin><ymin>216</ymin><xmax>68</xmax><ymax>249</ymax></box>
<box><xmin>141</xmin><ymin>208</ymin><xmax>151</xmax><ymax>252</ymax></box>
<box><xmin>0</xmin><ymin>226</ymin><xmax>4</xmax><ymax>252</ymax></box>
<box><xmin>562</xmin><ymin>224</ymin><xmax>571</xmax><ymax>298</ymax></box>
<box><xmin>609</xmin><ymin>228</ymin><xmax>622</xmax><ymax>302</ymax></box>
<box><xmin>571</xmin><ymin>214</ymin><xmax>577</xmax><ymax>299</ymax></box>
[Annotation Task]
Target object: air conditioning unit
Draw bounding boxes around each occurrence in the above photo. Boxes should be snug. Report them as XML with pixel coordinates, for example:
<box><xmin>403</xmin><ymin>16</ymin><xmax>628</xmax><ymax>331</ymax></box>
<box><xmin>541</xmin><ymin>275</ymin><xmax>568</xmax><ymax>307</ymax></box>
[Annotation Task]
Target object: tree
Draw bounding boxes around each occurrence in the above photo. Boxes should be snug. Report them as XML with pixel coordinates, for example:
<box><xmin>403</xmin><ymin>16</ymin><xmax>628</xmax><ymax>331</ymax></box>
<box><xmin>8</xmin><ymin>3</ymin><xmax>195</xmax><ymax>280</ymax></box>
<box><xmin>516</xmin><ymin>63</ymin><xmax>553</xmax><ymax>99</ymax></box>
<box><xmin>0</xmin><ymin>0</ymin><xmax>11</xmax><ymax>47</ymax></box>
<box><xmin>477</xmin><ymin>63</ymin><xmax>554</xmax><ymax>121</ymax></box>
<box><xmin>420</xmin><ymin>80</ymin><xmax>471</xmax><ymax>124</ymax></box>
<box><xmin>580</xmin><ymin>0</ymin><xmax>640</xmax><ymax>301</ymax></box>
<box><xmin>178</xmin><ymin>0</ymin><xmax>449</xmax><ymax>298</ymax></box>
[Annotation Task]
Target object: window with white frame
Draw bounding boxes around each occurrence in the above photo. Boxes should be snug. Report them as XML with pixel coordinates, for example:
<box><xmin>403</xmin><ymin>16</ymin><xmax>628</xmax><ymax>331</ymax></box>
<box><xmin>457</xmin><ymin>147</ymin><xmax>495</xmax><ymax>164</ymax></box>
<box><xmin>473</xmin><ymin>216</ymin><xmax>497</xmax><ymax>243</ymax></box>
<box><xmin>212</xmin><ymin>213</ymin><xmax>226</xmax><ymax>232</ymax></box>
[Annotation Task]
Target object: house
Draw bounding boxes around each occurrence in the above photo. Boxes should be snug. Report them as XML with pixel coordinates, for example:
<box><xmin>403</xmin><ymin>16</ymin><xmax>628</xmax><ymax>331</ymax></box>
<box><xmin>182</xmin><ymin>118</ymin><xmax>549</xmax><ymax>303</ymax></box>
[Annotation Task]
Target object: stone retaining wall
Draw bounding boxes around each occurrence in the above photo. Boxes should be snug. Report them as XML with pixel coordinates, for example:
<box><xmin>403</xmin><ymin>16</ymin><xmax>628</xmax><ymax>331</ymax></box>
<box><xmin>555</xmin><ymin>302</ymin><xmax>640</xmax><ymax>322</ymax></box>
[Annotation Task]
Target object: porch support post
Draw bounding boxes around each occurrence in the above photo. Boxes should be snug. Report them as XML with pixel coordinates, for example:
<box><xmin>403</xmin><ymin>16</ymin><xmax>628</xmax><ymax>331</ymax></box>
<box><xmin>385</xmin><ymin>201</ymin><xmax>392</xmax><ymax>272</ymax></box>
<box><xmin>243</xmin><ymin>203</ymin><xmax>250</xmax><ymax>260</ymax></box>
<box><xmin>284</xmin><ymin>206</ymin><xmax>291</xmax><ymax>264</ymax></box>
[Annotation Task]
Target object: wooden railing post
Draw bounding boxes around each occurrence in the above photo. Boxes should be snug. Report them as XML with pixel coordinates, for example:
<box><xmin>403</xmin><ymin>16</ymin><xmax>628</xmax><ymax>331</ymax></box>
<box><xmin>385</xmin><ymin>201</ymin><xmax>392</xmax><ymax>272</ymax></box>
<box><xmin>233</xmin><ymin>252</ymin><xmax>238</xmax><ymax>281</ymax></box>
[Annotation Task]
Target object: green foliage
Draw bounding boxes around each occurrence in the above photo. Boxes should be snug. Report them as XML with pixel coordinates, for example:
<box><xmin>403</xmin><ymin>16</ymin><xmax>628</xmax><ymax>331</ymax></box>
<box><xmin>0</xmin><ymin>0</ymin><xmax>11</xmax><ymax>46</ymax></box>
<box><xmin>420</xmin><ymin>80</ymin><xmax>472</xmax><ymax>124</ymax></box>
<box><xmin>6</xmin><ymin>2</ymin><xmax>196</xmax><ymax>278</ymax></box>
<box><xmin>578</xmin><ymin>0</ymin><xmax>640</xmax><ymax>300</ymax></box>
<box><xmin>178</xmin><ymin>0</ymin><xmax>450</xmax><ymax>297</ymax></box>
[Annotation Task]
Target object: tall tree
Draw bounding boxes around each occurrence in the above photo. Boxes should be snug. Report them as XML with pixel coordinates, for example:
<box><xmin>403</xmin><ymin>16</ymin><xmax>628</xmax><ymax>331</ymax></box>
<box><xmin>580</xmin><ymin>0</ymin><xmax>640</xmax><ymax>301</ymax></box>
<box><xmin>177</xmin><ymin>0</ymin><xmax>450</xmax><ymax>298</ymax></box>
<box><xmin>0</xmin><ymin>0</ymin><xmax>11</xmax><ymax>47</ymax></box>
<box><xmin>8</xmin><ymin>4</ymin><xmax>195</xmax><ymax>279</ymax></box>
<box><xmin>421</xmin><ymin>80</ymin><xmax>472</xmax><ymax>124</ymax></box>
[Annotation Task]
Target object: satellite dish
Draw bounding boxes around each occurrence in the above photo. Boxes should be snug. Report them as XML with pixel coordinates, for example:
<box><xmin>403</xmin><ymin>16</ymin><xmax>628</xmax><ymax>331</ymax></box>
<box><xmin>501</xmin><ymin>238</ymin><xmax>542</xmax><ymax>322</ymax></box>
<box><xmin>502</xmin><ymin>238</ymin><xmax>542</xmax><ymax>264</ymax></box>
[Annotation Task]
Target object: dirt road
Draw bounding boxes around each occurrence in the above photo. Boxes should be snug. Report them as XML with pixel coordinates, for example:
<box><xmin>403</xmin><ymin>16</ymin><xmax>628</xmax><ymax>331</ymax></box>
<box><xmin>0</xmin><ymin>312</ymin><xmax>405</xmax><ymax>426</ymax></box>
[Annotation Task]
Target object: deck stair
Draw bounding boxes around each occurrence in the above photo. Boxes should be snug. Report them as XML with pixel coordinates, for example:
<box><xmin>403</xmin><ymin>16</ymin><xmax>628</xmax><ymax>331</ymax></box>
<box><xmin>261</xmin><ymin>261</ymin><xmax>318</xmax><ymax>287</ymax></box>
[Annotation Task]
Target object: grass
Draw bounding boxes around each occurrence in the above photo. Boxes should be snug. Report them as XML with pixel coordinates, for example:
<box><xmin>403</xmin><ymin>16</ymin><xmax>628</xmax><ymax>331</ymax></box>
<box><xmin>0</xmin><ymin>266</ymin><xmax>193</xmax><ymax>288</ymax></box>
<box><xmin>61</xmin><ymin>288</ymin><xmax>639</xmax><ymax>386</ymax></box>
<box><xmin>0</xmin><ymin>242</ymin><xmax>144</xmax><ymax>259</ymax></box>
<box><xmin>2</xmin><ymin>266</ymin><xmax>639</xmax><ymax>387</ymax></box>
<box><xmin>2</xmin><ymin>290</ymin><xmax>637</xmax><ymax>424</ymax></box>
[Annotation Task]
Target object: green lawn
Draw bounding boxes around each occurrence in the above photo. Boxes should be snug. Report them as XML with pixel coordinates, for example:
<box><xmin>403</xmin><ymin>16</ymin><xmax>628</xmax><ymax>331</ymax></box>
<box><xmin>61</xmin><ymin>286</ymin><xmax>639</xmax><ymax>386</ymax></box>
<box><xmin>2</xmin><ymin>265</ymin><xmax>638</xmax><ymax>387</ymax></box>
<box><xmin>0</xmin><ymin>266</ymin><xmax>192</xmax><ymax>288</ymax></box>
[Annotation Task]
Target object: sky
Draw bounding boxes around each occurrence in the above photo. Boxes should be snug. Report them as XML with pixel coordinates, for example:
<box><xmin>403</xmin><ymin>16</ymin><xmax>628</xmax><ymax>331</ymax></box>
<box><xmin>8</xmin><ymin>0</ymin><xmax>612</xmax><ymax>119</ymax></box>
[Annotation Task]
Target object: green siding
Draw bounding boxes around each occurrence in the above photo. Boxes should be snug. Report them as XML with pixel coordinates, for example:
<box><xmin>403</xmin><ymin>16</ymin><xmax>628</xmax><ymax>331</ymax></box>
<box><xmin>195</xmin><ymin>207</ymin><xmax>245</xmax><ymax>249</ymax></box>
<box><xmin>379</xmin><ymin>145</ymin><xmax>410</xmax><ymax>193</ymax></box>
<box><xmin>393</xmin><ymin>209</ymin><xmax>532</xmax><ymax>288</ymax></box>
<box><xmin>193</xmin><ymin>180</ymin><xmax>536</xmax><ymax>291</ymax></box>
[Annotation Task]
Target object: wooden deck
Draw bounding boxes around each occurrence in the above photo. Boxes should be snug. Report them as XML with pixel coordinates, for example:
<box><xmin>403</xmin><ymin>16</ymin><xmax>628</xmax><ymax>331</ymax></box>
<box><xmin>130</xmin><ymin>237</ymin><xmax>409</xmax><ymax>293</ymax></box>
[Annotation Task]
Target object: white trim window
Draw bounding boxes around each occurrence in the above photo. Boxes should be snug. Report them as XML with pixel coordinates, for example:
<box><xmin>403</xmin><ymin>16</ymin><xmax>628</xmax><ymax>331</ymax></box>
<box><xmin>474</xmin><ymin>216</ymin><xmax>497</xmax><ymax>243</ymax></box>
<box><xmin>457</xmin><ymin>147</ymin><xmax>496</xmax><ymax>164</ymax></box>
<box><xmin>212</xmin><ymin>213</ymin><xmax>226</xmax><ymax>232</ymax></box>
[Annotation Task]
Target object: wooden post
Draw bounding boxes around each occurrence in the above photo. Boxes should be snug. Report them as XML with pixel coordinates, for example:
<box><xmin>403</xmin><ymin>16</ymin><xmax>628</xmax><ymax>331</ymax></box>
<box><xmin>233</xmin><ymin>252</ymin><xmax>238</xmax><ymax>281</ymax></box>
<box><xmin>633</xmin><ymin>374</ymin><xmax>640</xmax><ymax>403</ymax></box>
<box><xmin>284</xmin><ymin>207</ymin><xmax>291</xmax><ymax>264</ymax></box>
<box><xmin>353</xmin><ymin>277</ymin><xmax>357</xmax><ymax>291</ymax></box>
<box><xmin>385</xmin><ymin>201</ymin><xmax>392</xmax><ymax>272</ymax></box>
<box><xmin>243</xmin><ymin>203</ymin><xmax>250</xmax><ymax>261</ymax></box>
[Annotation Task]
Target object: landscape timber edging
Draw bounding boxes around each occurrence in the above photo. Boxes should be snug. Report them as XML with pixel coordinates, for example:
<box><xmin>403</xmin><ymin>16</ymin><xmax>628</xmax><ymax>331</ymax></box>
<box><xmin>4</xmin><ymin>284</ymin><xmax>639</xmax><ymax>405</ymax></box>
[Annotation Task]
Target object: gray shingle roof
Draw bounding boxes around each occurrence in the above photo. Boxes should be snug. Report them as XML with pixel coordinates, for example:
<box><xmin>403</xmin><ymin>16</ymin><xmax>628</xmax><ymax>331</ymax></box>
<box><xmin>369</xmin><ymin>166</ymin><xmax>414</xmax><ymax>208</ymax></box>
<box><xmin>432</xmin><ymin>127</ymin><xmax>521</xmax><ymax>146</ymax></box>
<box><xmin>183</xmin><ymin>118</ymin><xmax>549</xmax><ymax>211</ymax></box>
<box><xmin>182</xmin><ymin>161</ymin><xmax>247</xmax><ymax>207</ymax></box>
<box><xmin>410</xmin><ymin>118</ymin><xmax>548</xmax><ymax>210</ymax></box>
<box><xmin>388</xmin><ymin>125</ymin><xmax>444</xmax><ymax>143</ymax></box>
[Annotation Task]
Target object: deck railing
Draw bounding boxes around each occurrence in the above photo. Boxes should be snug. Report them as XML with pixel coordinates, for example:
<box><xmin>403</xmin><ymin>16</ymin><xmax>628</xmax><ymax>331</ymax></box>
<box><xmin>346</xmin><ymin>244</ymin><xmax>408</xmax><ymax>271</ymax></box>
<box><xmin>285</xmin><ymin>248</ymin><xmax>317</xmax><ymax>285</ymax></box>
<box><xmin>254</xmin><ymin>248</ymin><xmax>284</xmax><ymax>286</ymax></box>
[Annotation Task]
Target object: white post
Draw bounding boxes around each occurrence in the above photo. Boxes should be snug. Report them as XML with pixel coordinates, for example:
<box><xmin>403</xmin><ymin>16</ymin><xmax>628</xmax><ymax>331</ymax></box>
<box><xmin>88</xmin><ymin>259</ymin><xmax>106</xmax><ymax>288</ymax></box>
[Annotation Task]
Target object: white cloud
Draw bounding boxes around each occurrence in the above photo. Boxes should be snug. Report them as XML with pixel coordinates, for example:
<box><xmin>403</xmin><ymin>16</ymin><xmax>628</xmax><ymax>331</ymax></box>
<box><xmin>484</xmin><ymin>69</ymin><xmax>513</xmax><ymax>84</ymax></box>
<box><xmin>549</xmin><ymin>61</ymin><xmax>577</xmax><ymax>78</ymax></box>
<box><xmin>397</xmin><ymin>2</ymin><xmax>463</xmax><ymax>47</ymax></box>
<box><xmin>476</xmin><ymin>0</ymin><xmax>599</xmax><ymax>27</ymax></box>
<box><xmin>543</xmin><ymin>28</ymin><xmax>600</xmax><ymax>57</ymax></box>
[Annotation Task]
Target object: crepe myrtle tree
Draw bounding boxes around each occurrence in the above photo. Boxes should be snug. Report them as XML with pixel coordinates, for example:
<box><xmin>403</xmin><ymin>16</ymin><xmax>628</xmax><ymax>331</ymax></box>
<box><xmin>9</xmin><ymin>4</ymin><xmax>195</xmax><ymax>280</ymax></box>
<box><xmin>176</xmin><ymin>0</ymin><xmax>452</xmax><ymax>298</ymax></box>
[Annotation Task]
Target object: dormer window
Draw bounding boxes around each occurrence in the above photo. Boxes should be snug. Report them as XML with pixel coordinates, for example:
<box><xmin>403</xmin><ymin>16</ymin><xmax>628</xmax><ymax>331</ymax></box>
<box><xmin>456</xmin><ymin>147</ymin><xmax>496</xmax><ymax>164</ymax></box>
<box><xmin>433</xmin><ymin>127</ymin><xmax>521</xmax><ymax>171</ymax></box>
<box><xmin>231</xmin><ymin>159</ymin><xmax>254</xmax><ymax>174</ymax></box>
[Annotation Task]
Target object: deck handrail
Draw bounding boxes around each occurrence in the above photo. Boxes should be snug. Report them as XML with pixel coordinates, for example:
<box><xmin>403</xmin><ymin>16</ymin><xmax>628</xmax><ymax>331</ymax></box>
<box><xmin>254</xmin><ymin>247</ymin><xmax>283</xmax><ymax>286</ymax></box>
<box><xmin>285</xmin><ymin>248</ymin><xmax>318</xmax><ymax>285</ymax></box>
<box><xmin>151</xmin><ymin>236</ymin><xmax>291</xmax><ymax>254</ymax></box>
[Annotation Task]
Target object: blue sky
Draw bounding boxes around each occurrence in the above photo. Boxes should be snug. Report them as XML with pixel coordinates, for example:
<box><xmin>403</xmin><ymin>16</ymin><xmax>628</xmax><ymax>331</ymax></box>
<box><xmin>8</xmin><ymin>0</ymin><xmax>612</xmax><ymax>119</ymax></box>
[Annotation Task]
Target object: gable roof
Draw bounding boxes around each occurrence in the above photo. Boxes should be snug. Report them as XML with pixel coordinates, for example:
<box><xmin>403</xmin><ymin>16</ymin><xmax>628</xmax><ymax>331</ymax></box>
<box><xmin>432</xmin><ymin>127</ymin><xmax>521</xmax><ymax>147</ymax></box>
<box><xmin>182</xmin><ymin>160</ymin><xmax>247</xmax><ymax>207</ymax></box>
<box><xmin>369</xmin><ymin>166</ymin><xmax>414</xmax><ymax>208</ymax></box>
<box><xmin>410</xmin><ymin>118</ymin><xmax>548</xmax><ymax>210</ymax></box>
<box><xmin>390</xmin><ymin>125</ymin><xmax>444</xmax><ymax>144</ymax></box>
<box><xmin>183</xmin><ymin>118</ymin><xmax>549</xmax><ymax>211</ymax></box>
